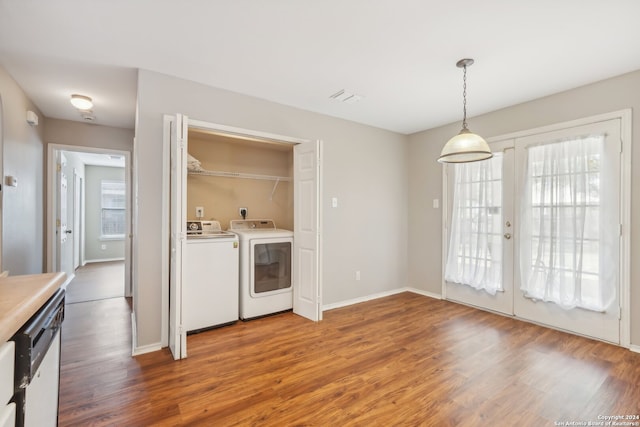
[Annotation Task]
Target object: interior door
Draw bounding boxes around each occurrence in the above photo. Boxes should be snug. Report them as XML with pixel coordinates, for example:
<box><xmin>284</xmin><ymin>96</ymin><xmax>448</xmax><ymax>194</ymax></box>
<box><xmin>444</xmin><ymin>139</ymin><xmax>515</xmax><ymax>315</ymax></box>
<box><xmin>293</xmin><ymin>139</ymin><xmax>321</xmax><ymax>321</ymax></box>
<box><xmin>513</xmin><ymin>119</ymin><xmax>621</xmax><ymax>344</ymax></box>
<box><xmin>56</xmin><ymin>152</ymin><xmax>72</xmax><ymax>275</ymax></box>
<box><xmin>169</xmin><ymin>114</ymin><xmax>188</xmax><ymax>359</ymax></box>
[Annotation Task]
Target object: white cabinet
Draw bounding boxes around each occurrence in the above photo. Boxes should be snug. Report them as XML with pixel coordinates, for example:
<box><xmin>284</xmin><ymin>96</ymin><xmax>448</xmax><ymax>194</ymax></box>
<box><xmin>0</xmin><ymin>341</ymin><xmax>15</xmax><ymax>427</ymax></box>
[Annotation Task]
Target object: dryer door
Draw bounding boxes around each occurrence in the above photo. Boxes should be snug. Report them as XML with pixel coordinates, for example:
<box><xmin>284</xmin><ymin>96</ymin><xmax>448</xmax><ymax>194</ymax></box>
<box><xmin>250</xmin><ymin>238</ymin><xmax>293</xmax><ymax>297</ymax></box>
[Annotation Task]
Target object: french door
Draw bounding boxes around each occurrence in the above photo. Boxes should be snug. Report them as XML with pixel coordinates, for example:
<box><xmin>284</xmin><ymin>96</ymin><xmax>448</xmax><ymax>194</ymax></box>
<box><xmin>443</xmin><ymin>139</ymin><xmax>515</xmax><ymax>316</ymax></box>
<box><xmin>444</xmin><ymin>118</ymin><xmax>622</xmax><ymax>344</ymax></box>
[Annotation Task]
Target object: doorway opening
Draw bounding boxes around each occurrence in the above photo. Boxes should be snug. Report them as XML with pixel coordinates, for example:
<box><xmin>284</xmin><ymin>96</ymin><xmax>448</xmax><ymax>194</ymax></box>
<box><xmin>47</xmin><ymin>144</ymin><xmax>132</xmax><ymax>303</ymax></box>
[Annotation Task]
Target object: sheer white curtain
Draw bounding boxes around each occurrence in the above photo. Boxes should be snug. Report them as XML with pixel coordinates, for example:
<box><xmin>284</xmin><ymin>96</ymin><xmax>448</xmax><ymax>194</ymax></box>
<box><xmin>519</xmin><ymin>134</ymin><xmax>616</xmax><ymax>311</ymax></box>
<box><xmin>445</xmin><ymin>154</ymin><xmax>503</xmax><ymax>295</ymax></box>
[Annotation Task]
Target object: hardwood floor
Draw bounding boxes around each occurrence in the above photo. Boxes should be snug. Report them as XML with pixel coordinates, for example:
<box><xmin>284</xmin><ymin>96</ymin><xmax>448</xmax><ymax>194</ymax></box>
<box><xmin>59</xmin><ymin>293</ymin><xmax>640</xmax><ymax>426</ymax></box>
<box><xmin>65</xmin><ymin>261</ymin><xmax>124</xmax><ymax>304</ymax></box>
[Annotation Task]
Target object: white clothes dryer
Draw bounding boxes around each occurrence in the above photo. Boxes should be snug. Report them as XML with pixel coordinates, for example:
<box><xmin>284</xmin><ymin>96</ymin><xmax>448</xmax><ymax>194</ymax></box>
<box><xmin>228</xmin><ymin>219</ymin><xmax>293</xmax><ymax>320</ymax></box>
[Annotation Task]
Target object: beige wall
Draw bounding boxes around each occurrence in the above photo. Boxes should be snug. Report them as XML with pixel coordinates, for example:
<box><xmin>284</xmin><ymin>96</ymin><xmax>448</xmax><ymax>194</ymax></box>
<box><xmin>408</xmin><ymin>69</ymin><xmax>640</xmax><ymax>346</ymax></box>
<box><xmin>187</xmin><ymin>134</ymin><xmax>294</xmax><ymax>230</ymax></box>
<box><xmin>45</xmin><ymin>118</ymin><xmax>134</xmax><ymax>152</ymax></box>
<box><xmin>0</xmin><ymin>65</ymin><xmax>45</xmax><ymax>275</ymax></box>
<box><xmin>135</xmin><ymin>69</ymin><xmax>409</xmax><ymax>350</ymax></box>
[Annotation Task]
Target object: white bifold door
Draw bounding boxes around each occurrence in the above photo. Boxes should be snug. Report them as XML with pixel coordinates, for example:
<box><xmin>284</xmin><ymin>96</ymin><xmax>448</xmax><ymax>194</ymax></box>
<box><xmin>444</xmin><ymin>118</ymin><xmax>622</xmax><ymax>344</ymax></box>
<box><xmin>169</xmin><ymin>114</ymin><xmax>188</xmax><ymax>360</ymax></box>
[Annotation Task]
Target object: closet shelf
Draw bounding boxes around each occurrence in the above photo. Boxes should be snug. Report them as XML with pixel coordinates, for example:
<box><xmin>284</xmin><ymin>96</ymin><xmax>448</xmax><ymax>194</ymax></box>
<box><xmin>187</xmin><ymin>169</ymin><xmax>291</xmax><ymax>182</ymax></box>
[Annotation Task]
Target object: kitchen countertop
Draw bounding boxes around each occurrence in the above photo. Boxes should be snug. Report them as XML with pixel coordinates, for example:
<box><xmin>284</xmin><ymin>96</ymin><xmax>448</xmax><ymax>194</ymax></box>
<box><xmin>0</xmin><ymin>272</ymin><xmax>66</xmax><ymax>343</ymax></box>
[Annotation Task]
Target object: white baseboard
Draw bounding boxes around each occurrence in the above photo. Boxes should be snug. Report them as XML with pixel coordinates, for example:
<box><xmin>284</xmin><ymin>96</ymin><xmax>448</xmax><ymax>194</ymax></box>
<box><xmin>629</xmin><ymin>345</ymin><xmax>640</xmax><ymax>354</ymax></box>
<box><xmin>406</xmin><ymin>287</ymin><xmax>442</xmax><ymax>300</ymax></box>
<box><xmin>85</xmin><ymin>257</ymin><xmax>125</xmax><ymax>264</ymax></box>
<box><xmin>131</xmin><ymin>311</ymin><xmax>162</xmax><ymax>356</ymax></box>
<box><xmin>322</xmin><ymin>287</ymin><xmax>441</xmax><ymax>312</ymax></box>
<box><xmin>132</xmin><ymin>343</ymin><xmax>162</xmax><ymax>356</ymax></box>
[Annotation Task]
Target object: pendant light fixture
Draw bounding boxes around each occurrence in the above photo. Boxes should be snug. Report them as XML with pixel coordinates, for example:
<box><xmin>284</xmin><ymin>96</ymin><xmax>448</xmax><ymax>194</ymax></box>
<box><xmin>438</xmin><ymin>58</ymin><xmax>492</xmax><ymax>163</ymax></box>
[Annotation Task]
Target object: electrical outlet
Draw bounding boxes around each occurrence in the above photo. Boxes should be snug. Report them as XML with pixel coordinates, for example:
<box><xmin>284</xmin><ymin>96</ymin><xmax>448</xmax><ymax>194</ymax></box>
<box><xmin>239</xmin><ymin>207</ymin><xmax>248</xmax><ymax>218</ymax></box>
<box><xmin>195</xmin><ymin>206</ymin><xmax>204</xmax><ymax>218</ymax></box>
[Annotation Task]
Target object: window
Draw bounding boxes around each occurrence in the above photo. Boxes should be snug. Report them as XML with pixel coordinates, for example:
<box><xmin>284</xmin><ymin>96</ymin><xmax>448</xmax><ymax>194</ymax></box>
<box><xmin>101</xmin><ymin>180</ymin><xmax>126</xmax><ymax>238</ymax></box>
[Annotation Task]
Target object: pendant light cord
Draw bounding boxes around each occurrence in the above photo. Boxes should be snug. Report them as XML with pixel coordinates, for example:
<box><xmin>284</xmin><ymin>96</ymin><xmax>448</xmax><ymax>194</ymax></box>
<box><xmin>462</xmin><ymin>64</ymin><xmax>468</xmax><ymax>130</ymax></box>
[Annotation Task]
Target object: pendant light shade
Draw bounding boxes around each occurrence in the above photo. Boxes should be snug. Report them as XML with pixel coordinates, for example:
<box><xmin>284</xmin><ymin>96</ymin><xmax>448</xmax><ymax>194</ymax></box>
<box><xmin>438</xmin><ymin>59</ymin><xmax>492</xmax><ymax>164</ymax></box>
<box><xmin>438</xmin><ymin>129</ymin><xmax>492</xmax><ymax>163</ymax></box>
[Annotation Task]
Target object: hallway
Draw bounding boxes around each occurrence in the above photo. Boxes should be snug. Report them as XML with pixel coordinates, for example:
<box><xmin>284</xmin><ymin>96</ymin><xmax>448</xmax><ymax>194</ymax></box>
<box><xmin>65</xmin><ymin>261</ymin><xmax>124</xmax><ymax>304</ymax></box>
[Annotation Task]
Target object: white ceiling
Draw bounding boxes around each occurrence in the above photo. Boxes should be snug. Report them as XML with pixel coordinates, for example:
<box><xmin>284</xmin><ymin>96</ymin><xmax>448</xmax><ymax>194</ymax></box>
<box><xmin>1</xmin><ymin>0</ymin><xmax>640</xmax><ymax>134</ymax></box>
<box><xmin>64</xmin><ymin>151</ymin><xmax>125</xmax><ymax>168</ymax></box>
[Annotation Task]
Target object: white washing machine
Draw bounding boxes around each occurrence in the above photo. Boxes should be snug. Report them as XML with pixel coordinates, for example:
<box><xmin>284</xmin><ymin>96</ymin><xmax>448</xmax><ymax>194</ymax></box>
<box><xmin>228</xmin><ymin>219</ymin><xmax>293</xmax><ymax>320</ymax></box>
<box><xmin>184</xmin><ymin>220</ymin><xmax>239</xmax><ymax>332</ymax></box>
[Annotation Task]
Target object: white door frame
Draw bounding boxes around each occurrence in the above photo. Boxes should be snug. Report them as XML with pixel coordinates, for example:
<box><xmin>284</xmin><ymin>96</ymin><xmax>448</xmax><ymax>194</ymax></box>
<box><xmin>46</xmin><ymin>144</ymin><xmax>133</xmax><ymax>296</ymax></box>
<box><xmin>160</xmin><ymin>117</ymin><xmax>323</xmax><ymax>348</ymax></box>
<box><xmin>441</xmin><ymin>109</ymin><xmax>632</xmax><ymax>348</ymax></box>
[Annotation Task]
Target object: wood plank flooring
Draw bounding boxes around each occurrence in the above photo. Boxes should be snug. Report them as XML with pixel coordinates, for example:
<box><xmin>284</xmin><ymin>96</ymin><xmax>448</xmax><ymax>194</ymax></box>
<box><xmin>59</xmin><ymin>293</ymin><xmax>640</xmax><ymax>426</ymax></box>
<box><xmin>65</xmin><ymin>261</ymin><xmax>124</xmax><ymax>304</ymax></box>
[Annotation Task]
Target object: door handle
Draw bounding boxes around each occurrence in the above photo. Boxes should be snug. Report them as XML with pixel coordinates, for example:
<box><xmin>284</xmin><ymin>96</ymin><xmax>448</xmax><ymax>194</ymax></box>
<box><xmin>65</xmin><ymin>230</ymin><xmax>73</xmax><ymax>234</ymax></box>
<box><xmin>504</xmin><ymin>233</ymin><xmax>511</xmax><ymax>240</ymax></box>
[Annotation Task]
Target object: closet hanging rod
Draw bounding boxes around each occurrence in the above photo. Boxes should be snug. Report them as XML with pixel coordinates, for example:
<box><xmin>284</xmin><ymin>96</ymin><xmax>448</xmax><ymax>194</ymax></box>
<box><xmin>188</xmin><ymin>169</ymin><xmax>291</xmax><ymax>182</ymax></box>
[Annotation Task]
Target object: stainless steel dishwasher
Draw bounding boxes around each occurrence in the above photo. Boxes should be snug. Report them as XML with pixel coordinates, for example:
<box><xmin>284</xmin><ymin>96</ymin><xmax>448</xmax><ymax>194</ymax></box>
<box><xmin>11</xmin><ymin>288</ymin><xmax>65</xmax><ymax>427</ymax></box>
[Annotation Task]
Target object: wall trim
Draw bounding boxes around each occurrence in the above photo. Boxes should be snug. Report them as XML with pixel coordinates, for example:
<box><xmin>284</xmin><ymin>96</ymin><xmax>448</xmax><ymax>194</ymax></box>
<box><xmin>323</xmin><ymin>287</ymin><xmax>441</xmax><ymax>312</ymax></box>
<box><xmin>406</xmin><ymin>287</ymin><xmax>442</xmax><ymax>300</ymax></box>
<box><xmin>323</xmin><ymin>288</ymin><xmax>406</xmax><ymax>311</ymax></box>
<box><xmin>84</xmin><ymin>257</ymin><xmax>125</xmax><ymax>264</ymax></box>
<box><xmin>132</xmin><ymin>343</ymin><xmax>162</xmax><ymax>357</ymax></box>
<box><xmin>629</xmin><ymin>345</ymin><xmax>640</xmax><ymax>354</ymax></box>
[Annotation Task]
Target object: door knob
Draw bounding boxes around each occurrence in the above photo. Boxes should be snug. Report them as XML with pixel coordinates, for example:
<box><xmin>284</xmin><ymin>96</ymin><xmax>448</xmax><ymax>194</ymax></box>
<box><xmin>504</xmin><ymin>233</ymin><xmax>511</xmax><ymax>240</ymax></box>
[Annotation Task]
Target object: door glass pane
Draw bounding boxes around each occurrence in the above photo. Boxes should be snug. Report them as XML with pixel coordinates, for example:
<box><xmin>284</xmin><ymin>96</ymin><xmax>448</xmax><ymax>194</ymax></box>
<box><xmin>254</xmin><ymin>242</ymin><xmax>291</xmax><ymax>293</ymax></box>
<box><xmin>519</xmin><ymin>134</ymin><xmax>615</xmax><ymax>312</ymax></box>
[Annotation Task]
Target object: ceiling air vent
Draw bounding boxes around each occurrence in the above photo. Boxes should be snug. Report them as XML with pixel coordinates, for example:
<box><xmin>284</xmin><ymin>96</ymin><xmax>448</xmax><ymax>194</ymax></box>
<box><xmin>329</xmin><ymin>89</ymin><xmax>363</xmax><ymax>104</ymax></box>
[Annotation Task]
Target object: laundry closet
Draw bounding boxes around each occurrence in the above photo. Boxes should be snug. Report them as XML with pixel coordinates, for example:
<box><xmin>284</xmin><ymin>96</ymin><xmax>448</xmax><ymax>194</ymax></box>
<box><xmin>186</xmin><ymin>129</ymin><xmax>294</xmax><ymax>229</ymax></box>
<box><xmin>167</xmin><ymin>115</ymin><xmax>320</xmax><ymax>360</ymax></box>
<box><xmin>182</xmin><ymin>129</ymin><xmax>296</xmax><ymax>334</ymax></box>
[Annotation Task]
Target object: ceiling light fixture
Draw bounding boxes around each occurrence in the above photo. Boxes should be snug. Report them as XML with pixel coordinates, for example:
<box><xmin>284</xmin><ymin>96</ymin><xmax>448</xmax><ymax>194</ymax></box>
<box><xmin>70</xmin><ymin>94</ymin><xmax>93</xmax><ymax>110</ymax></box>
<box><xmin>438</xmin><ymin>58</ymin><xmax>492</xmax><ymax>163</ymax></box>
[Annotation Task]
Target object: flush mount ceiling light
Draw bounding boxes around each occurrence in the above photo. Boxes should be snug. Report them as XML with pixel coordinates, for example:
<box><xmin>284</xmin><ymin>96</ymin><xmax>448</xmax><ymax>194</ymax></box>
<box><xmin>438</xmin><ymin>58</ymin><xmax>492</xmax><ymax>164</ymax></box>
<box><xmin>70</xmin><ymin>94</ymin><xmax>93</xmax><ymax>110</ymax></box>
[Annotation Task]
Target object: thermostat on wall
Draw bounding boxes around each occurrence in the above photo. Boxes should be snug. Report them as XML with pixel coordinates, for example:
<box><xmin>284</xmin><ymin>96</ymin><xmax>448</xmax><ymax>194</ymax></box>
<box><xmin>5</xmin><ymin>176</ymin><xmax>17</xmax><ymax>187</ymax></box>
